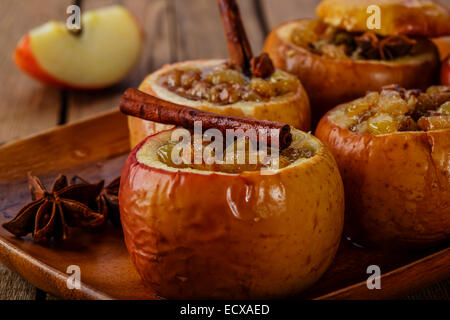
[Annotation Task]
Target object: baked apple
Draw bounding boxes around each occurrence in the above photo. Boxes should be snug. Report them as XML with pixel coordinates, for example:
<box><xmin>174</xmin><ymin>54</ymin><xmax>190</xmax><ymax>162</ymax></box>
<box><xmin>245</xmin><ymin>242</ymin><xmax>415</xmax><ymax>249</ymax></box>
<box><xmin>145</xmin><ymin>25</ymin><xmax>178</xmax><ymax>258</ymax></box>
<box><xmin>316</xmin><ymin>85</ymin><xmax>450</xmax><ymax>247</ymax></box>
<box><xmin>264</xmin><ymin>0</ymin><xmax>448</xmax><ymax>124</ymax></box>
<box><xmin>442</xmin><ymin>55</ymin><xmax>450</xmax><ymax>86</ymax></box>
<box><xmin>128</xmin><ymin>0</ymin><xmax>310</xmax><ymax>148</ymax></box>
<box><xmin>129</xmin><ymin>59</ymin><xmax>310</xmax><ymax>147</ymax></box>
<box><xmin>14</xmin><ymin>6</ymin><xmax>143</xmax><ymax>89</ymax></box>
<box><xmin>119</xmin><ymin>127</ymin><xmax>344</xmax><ymax>299</ymax></box>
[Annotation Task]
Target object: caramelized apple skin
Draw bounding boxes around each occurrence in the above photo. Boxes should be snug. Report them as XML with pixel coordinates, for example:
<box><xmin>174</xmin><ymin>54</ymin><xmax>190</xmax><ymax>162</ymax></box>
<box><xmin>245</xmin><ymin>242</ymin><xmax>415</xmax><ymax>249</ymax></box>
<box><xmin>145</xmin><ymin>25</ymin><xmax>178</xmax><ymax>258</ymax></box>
<box><xmin>316</xmin><ymin>109</ymin><xmax>450</xmax><ymax>248</ymax></box>
<box><xmin>264</xmin><ymin>20</ymin><xmax>440</xmax><ymax>125</ymax></box>
<box><xmin>119</xmin><ymin>130</ymin><xmax>344</xmax><ymax>299</ymax></box>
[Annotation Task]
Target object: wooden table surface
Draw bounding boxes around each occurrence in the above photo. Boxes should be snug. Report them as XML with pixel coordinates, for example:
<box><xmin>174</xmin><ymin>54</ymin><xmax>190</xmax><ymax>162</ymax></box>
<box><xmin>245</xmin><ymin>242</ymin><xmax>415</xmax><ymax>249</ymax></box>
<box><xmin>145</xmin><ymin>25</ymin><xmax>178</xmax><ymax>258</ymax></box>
<box><xmin>0</xmin><ymin>0</ymin><xmax>448</xmax><ymax>300</ymax></box>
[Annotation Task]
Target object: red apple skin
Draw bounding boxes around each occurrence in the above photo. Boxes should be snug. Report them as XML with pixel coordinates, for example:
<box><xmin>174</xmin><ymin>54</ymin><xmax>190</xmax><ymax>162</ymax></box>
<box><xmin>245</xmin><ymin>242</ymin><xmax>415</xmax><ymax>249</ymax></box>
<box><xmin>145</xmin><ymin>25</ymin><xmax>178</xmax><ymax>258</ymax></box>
<box><xmin>442</xmin><ymin>55</ymin><xmax>450</xmax><ymax>86</ymax></box>
<box><xmin>119</xmin><ymin>130</ymin><xmax>344</xmax><ymax>299</ymax></box>
<box><xmin>14</xmin><ymin>35</ymin><xmax>112</xmax><ymax>90</ymax></box>
<box><xmin>315</xmin><ymin>107</ymin><xmax>450</xmax><ymax>248</ymax></box>
<box><xmin>14</xmin><ymin>35</ymin><xmax>70</xmax><ymax>88</ymax></box>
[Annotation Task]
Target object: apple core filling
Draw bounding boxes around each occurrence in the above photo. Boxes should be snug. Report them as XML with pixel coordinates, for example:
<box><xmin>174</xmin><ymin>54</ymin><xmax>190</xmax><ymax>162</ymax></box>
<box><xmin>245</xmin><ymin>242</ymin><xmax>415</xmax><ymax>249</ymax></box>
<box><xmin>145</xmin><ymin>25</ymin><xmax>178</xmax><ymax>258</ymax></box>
<box><xmin>329</xmin><ymin>85</ymin><xmax>450</xmax><ymax>134</ymax></box>
<box><xmin>137</xmin><ymin>130</ymin><xmax>317</xmax><ymax>174</ymax></box>
<box><xmin>290</xmin><ymin>20</ymin><xmax>429</xmax><ymax>61</ymax></box>
<box><xmin>157</xmin><ymin>63</ymin><xmax>299</xmax><ymax>105</ymax></box>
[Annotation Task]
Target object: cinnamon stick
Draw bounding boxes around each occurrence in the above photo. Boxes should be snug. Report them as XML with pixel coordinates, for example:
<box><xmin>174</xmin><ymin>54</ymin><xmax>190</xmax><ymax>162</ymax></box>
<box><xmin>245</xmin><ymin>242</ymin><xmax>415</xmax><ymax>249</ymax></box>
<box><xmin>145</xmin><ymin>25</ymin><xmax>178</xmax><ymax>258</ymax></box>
<box><xmin>120</xmin><ymin>88</ymin><xmax>292</xmax><ymax>150</ymax></box>
<box><xmin>217</xmin><ymin>0</ymin><xmax>253</xmax><ymax>76</ymax></box>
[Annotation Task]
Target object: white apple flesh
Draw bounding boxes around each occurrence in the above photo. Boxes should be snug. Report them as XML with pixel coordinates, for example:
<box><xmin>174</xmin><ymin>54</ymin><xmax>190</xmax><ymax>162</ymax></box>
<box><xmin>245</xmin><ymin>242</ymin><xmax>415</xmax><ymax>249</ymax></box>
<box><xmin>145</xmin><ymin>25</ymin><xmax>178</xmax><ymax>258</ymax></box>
<box><xmin>15</xmin><ymin>6</ymin><xmax>143</xmax><ymax>89</ymax></box>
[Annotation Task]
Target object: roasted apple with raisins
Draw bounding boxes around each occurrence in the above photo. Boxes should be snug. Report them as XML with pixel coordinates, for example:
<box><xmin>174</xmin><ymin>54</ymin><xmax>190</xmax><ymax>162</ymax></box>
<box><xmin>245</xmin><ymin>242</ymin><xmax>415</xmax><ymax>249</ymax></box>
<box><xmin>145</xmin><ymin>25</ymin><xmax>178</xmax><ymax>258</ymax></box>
<box><xmin>264</xmin><ymin>0</ymin><xmax>448</xmax><ymax>124</ymax></box>
<box><xmin>316</xmin><ymin>85</ymin><xmax>450</xmax><ymax>247</ymax></box>
<box><xmin>119</xmin><ymin>126</ymin><xmax>344</xmax><ymax>299</ymax></box>
<box><xmin>129</xmin><ymin>59</ymin><xmax>310</xmax><ymax>147</ymax></box>
<box><xmin>128</xmin><ymin>0</ymin><xmax>310</xmax><ymax>147</ymax></box>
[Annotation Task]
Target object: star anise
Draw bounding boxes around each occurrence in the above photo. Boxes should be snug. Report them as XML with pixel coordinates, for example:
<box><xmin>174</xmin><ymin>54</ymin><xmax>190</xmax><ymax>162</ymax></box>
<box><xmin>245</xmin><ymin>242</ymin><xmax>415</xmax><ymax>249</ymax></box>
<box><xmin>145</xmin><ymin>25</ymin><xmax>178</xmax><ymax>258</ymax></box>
<box><xmin>71</xmin><ymin>175</ymin><xmax>121</xmax><ymax>227</ymax></box>
<box><xmin>2</xmin><ymin>174</ymin><xmax>106</xmax><ymax>244</ymax></box>
<box><xmin>355</xmin><ymin>32</ymin><xmax>416</xmax><ymax>60</ymax></box>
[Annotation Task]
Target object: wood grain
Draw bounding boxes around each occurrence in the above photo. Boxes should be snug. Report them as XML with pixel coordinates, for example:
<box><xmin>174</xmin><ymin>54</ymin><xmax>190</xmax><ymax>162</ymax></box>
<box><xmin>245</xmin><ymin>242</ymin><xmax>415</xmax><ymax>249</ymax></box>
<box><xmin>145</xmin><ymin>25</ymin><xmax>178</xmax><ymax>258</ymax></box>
<box><xmin>0</xmin><ymin>0</ymin><xmax>73</xmax><ymax>300</ymax></box>
<box><xmin>316</xmin><ymin>247</ymin><xmax>450</xmax><ymax>299</ymax></box>
<box><xmin>0</xmin><ymin>263</ymin><xmax>36</xmax><ymax>300</ymax></box>
<box><xmin>174</xmin><ymin>0</ymin><xmax>265</xmax><ymax>60</ymax></box>
<box><xmin>261</xmin><ymin>0</ymin><xmax>320</xmax><ymax>29</ymax></box>
<box><xmin>0</xmin><ymin>0</ymin><xmax>71</xmax><ymax>144</ymax></box>
<box><xmin>67</xmin><ymin>0</ymin><xmax>173</xmax><ymax>122</ymax></box>
<box><xmin>407</xmin><ymin>279</ymin><xmax>450</xmax><ymax>300</ymax></box>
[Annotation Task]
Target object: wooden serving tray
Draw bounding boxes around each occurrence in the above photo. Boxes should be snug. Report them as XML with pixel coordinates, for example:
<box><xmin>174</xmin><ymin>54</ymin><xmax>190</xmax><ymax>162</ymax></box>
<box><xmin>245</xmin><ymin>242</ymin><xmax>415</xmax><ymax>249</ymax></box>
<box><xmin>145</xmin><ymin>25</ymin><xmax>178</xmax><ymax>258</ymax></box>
<box><xmin>0</xmin><ymin>110</ymin><xmax>448</xmax><ymax>300</ymax></box>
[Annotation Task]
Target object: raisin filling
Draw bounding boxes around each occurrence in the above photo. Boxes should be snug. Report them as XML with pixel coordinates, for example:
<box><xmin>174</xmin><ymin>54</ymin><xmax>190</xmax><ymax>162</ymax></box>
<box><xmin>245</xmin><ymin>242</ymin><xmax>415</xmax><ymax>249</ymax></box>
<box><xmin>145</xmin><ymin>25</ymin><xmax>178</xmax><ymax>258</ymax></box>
<box><xmin>158</xmin><ymin>63</ymin><xmax>299</xmax><ymax>105</ymax></box>
<box><xmin>330</xmin><ymin>86</ymin><xmax>450</xmax><ymax>134</ymax></box>
<box><xmin>156</xmin><ymin>134</ymin><xmax>315</xmax><ymax>173</ymax></box>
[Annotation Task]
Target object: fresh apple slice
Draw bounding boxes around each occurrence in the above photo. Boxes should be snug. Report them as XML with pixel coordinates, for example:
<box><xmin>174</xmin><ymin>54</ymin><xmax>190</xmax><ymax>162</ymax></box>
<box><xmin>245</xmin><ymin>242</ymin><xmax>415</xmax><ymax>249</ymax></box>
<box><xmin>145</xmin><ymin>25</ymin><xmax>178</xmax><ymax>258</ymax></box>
<box><xmin>14</xmin><ymin>6</ymin><xmax>143</xmax><ymax>89</ymax></box>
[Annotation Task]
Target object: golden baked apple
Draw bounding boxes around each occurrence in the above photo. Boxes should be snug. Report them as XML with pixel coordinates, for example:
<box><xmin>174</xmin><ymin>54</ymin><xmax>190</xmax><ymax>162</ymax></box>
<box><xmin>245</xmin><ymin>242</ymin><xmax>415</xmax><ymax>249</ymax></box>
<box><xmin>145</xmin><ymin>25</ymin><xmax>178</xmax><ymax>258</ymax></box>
<box><xmin>14</xmin><ymin>6</ymin><xmax>143</xmax><ymax>89</ymax></box>
<box><xmin>119</xmin><ymin>127</ymin><xmax>344</xmax><ymax>299</ymax></box>
<box><xmin>264</xmin><ymin>0</ymin><xmax>448</xmax><ymax>123</ymax></box>
<box><xmin>128</xmin><ymin>59</ymin><xmax>310</xmax><ymax>147</ymax></box>
<box><xmin>316</xmin><ymin>85</ymin><xmax>450</xmax><ymax>247</ymax></box>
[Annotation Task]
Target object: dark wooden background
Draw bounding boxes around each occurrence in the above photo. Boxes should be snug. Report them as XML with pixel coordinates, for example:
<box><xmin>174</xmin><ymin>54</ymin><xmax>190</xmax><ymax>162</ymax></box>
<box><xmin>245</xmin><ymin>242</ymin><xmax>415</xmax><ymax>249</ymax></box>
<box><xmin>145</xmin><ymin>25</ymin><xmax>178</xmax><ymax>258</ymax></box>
<box><xmin>0</xmin><ymin>0</ymin><xmax>448</xmax><ymax>300</ymax></box>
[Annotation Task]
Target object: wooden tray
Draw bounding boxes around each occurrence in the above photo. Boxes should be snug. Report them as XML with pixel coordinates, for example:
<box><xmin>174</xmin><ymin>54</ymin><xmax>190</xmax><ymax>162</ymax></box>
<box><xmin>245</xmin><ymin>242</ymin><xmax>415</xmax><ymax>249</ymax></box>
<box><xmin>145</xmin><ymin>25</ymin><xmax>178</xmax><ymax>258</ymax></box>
<box><xmin>0</xmin><ymin>110</ymin><xmax>448</xmax><ymax>300</ymax></box>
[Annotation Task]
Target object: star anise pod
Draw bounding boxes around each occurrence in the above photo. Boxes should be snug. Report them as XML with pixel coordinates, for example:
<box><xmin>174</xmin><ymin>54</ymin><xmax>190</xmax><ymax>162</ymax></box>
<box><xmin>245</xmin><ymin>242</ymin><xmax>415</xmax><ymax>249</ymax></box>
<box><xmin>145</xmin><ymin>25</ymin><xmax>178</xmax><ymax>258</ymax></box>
<box><xmin>354</xmin><ymin>32</ymin><xmax>416</xmax><ymax>60</ymax></box>
<box><xmin>378</xmin><ymin>35</ymin><xmax>416</xmax><ymax>60</ymax></box>
<box><xmin>71</xmin><ymin>175</ymin><xmax>121</xmax><ymax>227</ymax></box>
<box><xmin>2</xmin><ymin>173</ymin><xmax>106</xmax><ymax>244</ymax></box>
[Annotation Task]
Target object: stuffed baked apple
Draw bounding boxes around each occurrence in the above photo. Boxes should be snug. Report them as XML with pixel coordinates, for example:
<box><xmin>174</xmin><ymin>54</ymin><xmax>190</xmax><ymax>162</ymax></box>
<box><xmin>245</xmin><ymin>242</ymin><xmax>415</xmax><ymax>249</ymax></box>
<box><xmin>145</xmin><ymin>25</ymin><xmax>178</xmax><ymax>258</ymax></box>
<box><xmin>119</xmin><ymin>89</ymin><xmax>344</xmax><ymax>299</ymax></box>
<box><xmin>264</xmin><ymin>0</ymin><xmax>448</xmax><ymax>123</ymax></box>
<box><xmin>316</xmin><ymin>85</ymin><xmax>450</xmax><ymax>247</ymax></box>
<box><xmin>128</xmin><ymin>0</ymin><xmax>310</xmax><ymax>147</ymax></box>
<box><xmin>130</xmin><ymin>60</ymin><xmax>310</xmax><ymax>147</ymax></box>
